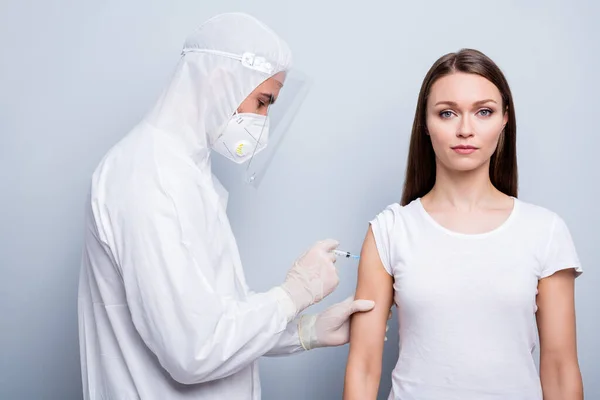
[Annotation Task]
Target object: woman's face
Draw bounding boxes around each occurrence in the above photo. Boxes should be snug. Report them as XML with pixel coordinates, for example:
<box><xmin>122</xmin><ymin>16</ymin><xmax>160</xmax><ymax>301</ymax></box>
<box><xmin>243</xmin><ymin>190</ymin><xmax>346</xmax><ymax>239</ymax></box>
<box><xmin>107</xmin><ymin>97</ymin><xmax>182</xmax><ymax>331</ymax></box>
<box><xmin>426</xmin><ymin>72</ymin><xmax>508</xmax><ymax>173</ymax></box>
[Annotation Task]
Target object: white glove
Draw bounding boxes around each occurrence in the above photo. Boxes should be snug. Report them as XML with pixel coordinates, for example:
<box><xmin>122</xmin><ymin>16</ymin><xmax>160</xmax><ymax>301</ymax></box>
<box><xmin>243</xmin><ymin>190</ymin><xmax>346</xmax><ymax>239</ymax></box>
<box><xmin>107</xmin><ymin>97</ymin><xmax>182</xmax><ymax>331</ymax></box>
<box><xmin>298</xmin><ymin>296</ymin><xmax>380</xmax><ymax>350</ymax></box>
<box><xmin>280</xmin><ymin>239</ymin><xmax>340</xmax><ymax>316</ymax></box>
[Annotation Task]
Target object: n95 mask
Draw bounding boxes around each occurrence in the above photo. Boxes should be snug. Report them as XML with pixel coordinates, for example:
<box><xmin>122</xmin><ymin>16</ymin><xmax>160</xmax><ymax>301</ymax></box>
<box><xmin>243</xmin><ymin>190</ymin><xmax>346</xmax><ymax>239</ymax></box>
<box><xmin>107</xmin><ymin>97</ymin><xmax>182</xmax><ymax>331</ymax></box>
<box><xmin>212</xmin><ymin>112</ymin><xmax>270</xmax><ymax>164</ymax></box>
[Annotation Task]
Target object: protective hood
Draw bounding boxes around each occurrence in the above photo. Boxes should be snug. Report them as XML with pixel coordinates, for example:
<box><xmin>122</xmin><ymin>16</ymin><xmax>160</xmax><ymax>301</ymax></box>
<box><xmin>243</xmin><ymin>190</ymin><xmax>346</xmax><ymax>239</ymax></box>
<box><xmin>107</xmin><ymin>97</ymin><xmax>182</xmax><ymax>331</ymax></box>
<box><xmin>143</xmin><ymin>12</ymin><xmax>292</xmax><ymax>167</ymax></box>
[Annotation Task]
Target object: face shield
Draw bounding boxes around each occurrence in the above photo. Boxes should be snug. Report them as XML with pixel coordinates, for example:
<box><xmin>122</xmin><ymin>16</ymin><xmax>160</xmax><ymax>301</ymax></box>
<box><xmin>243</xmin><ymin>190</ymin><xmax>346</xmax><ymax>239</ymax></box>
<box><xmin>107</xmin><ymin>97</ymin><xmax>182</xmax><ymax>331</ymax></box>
<box><xmin>244</xmin><ymin>68</ymin><xmax>310</xmax><ymax>187</ymax></box>
<box><xmin>209</xmin><ymin>53</ymin><xmax>310</xmax><ymax>188</ymax></box>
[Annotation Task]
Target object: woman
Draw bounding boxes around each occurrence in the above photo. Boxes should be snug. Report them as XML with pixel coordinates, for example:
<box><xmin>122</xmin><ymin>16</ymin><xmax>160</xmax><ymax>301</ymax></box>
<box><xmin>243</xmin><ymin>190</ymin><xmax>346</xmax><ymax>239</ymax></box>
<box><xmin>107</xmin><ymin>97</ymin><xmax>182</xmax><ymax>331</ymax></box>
<box><xmin>344</xmin><ymin>49</ymin><xmax>583</xmax><ymax>400</ymax></box>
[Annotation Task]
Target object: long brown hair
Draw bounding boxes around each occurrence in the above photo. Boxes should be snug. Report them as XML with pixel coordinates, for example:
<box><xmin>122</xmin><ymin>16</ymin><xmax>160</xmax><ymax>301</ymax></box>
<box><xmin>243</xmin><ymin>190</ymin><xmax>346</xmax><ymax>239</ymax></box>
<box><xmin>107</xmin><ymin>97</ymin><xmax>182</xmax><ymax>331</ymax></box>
<box><xmin>400</xmin><ymin>48</ymin><xmax>518</xmax><ymax>206</ymax></box>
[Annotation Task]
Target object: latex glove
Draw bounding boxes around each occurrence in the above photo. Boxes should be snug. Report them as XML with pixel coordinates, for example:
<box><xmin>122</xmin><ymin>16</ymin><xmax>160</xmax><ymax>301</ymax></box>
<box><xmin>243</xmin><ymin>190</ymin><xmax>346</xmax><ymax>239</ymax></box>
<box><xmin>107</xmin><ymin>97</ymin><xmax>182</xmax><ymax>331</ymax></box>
<box><xmin>280</xmin><ymin>239</ymin><xmax>340</xmax><ymax>315</ymax></box>
<box><xmin>298</xmin><ymin>296</ymin><xmax>378</xmax><ymax>350</ymax></box>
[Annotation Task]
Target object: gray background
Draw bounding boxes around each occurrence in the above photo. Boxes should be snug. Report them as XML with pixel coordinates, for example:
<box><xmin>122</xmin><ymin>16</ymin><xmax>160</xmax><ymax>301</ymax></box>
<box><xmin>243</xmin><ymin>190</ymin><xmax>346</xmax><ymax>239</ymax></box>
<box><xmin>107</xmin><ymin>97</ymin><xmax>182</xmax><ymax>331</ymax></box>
<box><xmin>1</xmin><ymin>0</ymin><xmax>598</xmax><ymax>399</ymax></box>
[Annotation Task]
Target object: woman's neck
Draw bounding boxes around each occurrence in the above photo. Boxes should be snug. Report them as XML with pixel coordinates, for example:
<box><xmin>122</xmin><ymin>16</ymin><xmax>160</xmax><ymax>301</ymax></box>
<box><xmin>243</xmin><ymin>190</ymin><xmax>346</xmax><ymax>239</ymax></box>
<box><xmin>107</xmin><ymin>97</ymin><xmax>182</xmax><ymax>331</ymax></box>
<box><xmin>426</xmin><ymin>162</ymin><xmax>506</xmax><ymax>211</ymax></box>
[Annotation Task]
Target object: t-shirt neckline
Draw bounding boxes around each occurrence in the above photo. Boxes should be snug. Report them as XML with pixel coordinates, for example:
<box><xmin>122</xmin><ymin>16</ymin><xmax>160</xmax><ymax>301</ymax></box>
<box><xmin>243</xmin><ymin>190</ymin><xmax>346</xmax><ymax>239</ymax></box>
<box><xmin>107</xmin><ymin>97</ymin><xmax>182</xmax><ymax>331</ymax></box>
<box><xmin>415</xmin><ymin>196</ymin><xmax>520</xmax><ymax>238</ymax></box>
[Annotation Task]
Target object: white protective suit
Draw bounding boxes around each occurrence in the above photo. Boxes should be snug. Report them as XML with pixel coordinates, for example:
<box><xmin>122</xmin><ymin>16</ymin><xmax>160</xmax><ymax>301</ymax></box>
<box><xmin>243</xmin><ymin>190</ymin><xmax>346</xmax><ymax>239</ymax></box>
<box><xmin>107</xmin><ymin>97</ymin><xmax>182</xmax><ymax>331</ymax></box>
<box><xmin>78</xmin><ymin>12</ymin><xmax>373</xmax><ymax>400</ymax></box>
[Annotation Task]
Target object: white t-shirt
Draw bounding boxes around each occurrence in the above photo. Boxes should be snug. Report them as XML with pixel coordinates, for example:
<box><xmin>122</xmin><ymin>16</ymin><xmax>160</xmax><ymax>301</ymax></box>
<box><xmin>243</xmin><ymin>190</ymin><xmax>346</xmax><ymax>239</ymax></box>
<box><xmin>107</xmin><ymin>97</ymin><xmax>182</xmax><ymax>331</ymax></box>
<box><xmin>370</xmin><ymin>197</ymin><xmax>582</xmax><ymax>400</ymax></box>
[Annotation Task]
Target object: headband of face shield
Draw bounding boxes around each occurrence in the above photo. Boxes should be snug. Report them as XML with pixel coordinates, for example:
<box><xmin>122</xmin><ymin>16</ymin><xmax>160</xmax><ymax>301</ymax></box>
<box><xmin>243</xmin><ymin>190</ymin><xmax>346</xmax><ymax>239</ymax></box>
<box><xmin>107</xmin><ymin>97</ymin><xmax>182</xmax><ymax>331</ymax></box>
<box><xmin>183</xmin><ymin>48</ymin><xmax>311</xmax><ymax>187</ymax></box>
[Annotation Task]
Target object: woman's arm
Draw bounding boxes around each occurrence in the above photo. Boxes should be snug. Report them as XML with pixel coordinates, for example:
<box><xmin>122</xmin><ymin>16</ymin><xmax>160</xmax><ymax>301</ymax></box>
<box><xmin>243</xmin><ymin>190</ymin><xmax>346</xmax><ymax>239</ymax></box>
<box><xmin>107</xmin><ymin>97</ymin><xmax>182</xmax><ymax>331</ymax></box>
<box><xmin>536</xmin><ymin>269</ymin><xmax>583</xmax><ymax>400</ymax></box>
<box><xmin>344</xmin><ymin>227</ymin><xmax>394</xmax><ymax>400</ymax></box>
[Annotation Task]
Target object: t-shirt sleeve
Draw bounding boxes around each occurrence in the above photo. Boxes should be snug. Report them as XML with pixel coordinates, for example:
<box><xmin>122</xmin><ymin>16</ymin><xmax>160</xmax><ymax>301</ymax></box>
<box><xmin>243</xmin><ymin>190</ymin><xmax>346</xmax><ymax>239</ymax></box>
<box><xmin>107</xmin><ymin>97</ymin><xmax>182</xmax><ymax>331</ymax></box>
<box><xmin>369</xmin><ymin>204</ymin><xmax>399</xmax><ymax>276</ymax></box>
<box><xmin>540</xmin><ymin>214</ymin><xmax>583</xmax><ymax>279</ymax></box>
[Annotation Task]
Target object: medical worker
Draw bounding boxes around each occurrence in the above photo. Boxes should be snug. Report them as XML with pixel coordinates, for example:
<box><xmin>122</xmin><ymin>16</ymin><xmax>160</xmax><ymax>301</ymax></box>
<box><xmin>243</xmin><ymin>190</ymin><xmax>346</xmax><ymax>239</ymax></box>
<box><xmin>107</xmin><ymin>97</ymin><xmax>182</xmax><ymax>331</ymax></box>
<box><xmin>78</xmin><ymin>12</ymin><xmax>376</xmax><ymax>400</ymax></box>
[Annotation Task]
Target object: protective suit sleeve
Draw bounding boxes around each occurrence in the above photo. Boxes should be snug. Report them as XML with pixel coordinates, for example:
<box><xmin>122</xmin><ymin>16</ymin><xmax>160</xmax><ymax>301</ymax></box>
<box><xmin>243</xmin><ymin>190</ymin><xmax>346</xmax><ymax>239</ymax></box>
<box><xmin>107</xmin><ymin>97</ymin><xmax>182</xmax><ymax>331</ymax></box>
<box><xmin>243</xmin><ymin>289</ymin><xmax>303</xmax><ymax>356</ymax></box>
<box><xmin>263</xmin><ymin>317</ymin><xmax>304</xmax><ymax>356</ymax></box>
<box><xmin>100</xmin><ymin>178</ymin><xmax>298</xmax><ymax>385</ymax></box>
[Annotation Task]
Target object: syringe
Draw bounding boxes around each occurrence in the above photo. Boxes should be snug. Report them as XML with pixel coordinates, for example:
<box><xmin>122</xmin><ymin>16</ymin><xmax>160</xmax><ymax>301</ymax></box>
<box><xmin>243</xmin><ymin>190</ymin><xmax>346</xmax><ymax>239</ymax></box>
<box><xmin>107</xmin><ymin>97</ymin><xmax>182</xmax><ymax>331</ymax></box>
<box><xmin>333</xmin><ymin>249</ymin><xmax>360</xmax><ymax>260</ymax></box>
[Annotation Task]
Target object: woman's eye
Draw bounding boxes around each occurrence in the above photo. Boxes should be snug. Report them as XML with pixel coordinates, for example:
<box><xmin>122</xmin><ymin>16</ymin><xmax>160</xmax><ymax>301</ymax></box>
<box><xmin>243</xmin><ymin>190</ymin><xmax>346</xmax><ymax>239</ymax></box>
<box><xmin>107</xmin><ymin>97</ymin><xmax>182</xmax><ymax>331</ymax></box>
<box><xmin>440</xmin><ymin>111</ymin><xmax>453</xmax><ymax>119</ymax></box>
<box><xmin>478</xmin><ymin>109</ymin><xmax>493</xmax><ymax>117</ymax></box>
